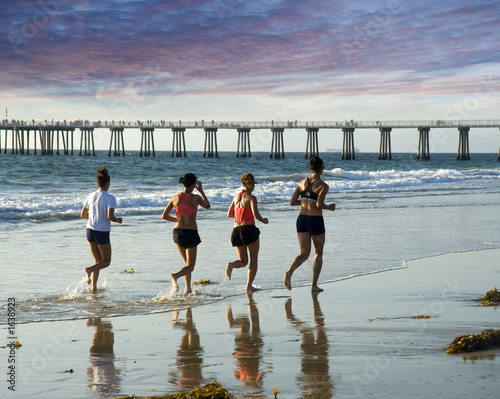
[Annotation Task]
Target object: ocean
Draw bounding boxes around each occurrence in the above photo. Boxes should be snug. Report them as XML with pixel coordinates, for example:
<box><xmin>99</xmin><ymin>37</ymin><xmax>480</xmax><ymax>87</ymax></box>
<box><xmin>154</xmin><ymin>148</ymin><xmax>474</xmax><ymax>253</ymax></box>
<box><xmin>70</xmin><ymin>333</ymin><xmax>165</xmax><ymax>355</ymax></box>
<box><xmin>1</xmin><ymin>151</ymin><xmax>500</xmax><ymax>324</ymax></box>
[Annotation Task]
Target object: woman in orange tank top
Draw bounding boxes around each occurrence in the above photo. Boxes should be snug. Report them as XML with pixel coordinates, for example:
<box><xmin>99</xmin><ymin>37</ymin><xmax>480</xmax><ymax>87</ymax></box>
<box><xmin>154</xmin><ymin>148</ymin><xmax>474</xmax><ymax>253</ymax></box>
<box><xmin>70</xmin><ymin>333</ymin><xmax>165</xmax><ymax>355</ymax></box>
<box><xmin>162</xmin><ymin>172</ymin><xmax>210</xmax><ymax>294</ymax></box>
<box><xmin>226</xmin><ymin>173</ymin><xmax>268</xmax><ymax>291</ymax></box>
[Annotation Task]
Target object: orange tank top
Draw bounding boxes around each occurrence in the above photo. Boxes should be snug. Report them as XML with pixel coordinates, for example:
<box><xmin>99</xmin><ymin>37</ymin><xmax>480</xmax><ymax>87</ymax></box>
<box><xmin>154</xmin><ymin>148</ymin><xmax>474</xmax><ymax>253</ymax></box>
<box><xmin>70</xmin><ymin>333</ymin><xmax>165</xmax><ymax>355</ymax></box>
<box><xmin>234</xmin><ymin>190</ymin><xmax>254</xmax><ymax>223</ymax></box>
<box><xmin>175</xmin><ymin>193</ymin><xmax>197</xmax><ymax>217</ymax></box>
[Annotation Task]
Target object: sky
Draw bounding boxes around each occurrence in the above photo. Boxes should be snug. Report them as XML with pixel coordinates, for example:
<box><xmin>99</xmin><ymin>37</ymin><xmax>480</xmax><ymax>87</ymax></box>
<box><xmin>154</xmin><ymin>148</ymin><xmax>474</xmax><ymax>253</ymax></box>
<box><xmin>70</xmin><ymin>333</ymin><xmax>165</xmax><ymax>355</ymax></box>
<box><xmin>1</xmin><ymin>0</ymin><xmax>500</xmax><ymax>153</ymax></box>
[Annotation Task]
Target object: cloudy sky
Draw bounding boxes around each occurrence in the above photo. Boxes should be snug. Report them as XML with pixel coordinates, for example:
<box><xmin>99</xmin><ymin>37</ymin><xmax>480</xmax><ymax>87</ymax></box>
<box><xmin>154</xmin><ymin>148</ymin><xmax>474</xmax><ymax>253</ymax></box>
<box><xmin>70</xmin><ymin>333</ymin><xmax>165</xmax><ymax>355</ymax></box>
<box><xmin>1</xmin><ymin>0</ymin><xmax>500</xmax><ymax>152</ymax></box>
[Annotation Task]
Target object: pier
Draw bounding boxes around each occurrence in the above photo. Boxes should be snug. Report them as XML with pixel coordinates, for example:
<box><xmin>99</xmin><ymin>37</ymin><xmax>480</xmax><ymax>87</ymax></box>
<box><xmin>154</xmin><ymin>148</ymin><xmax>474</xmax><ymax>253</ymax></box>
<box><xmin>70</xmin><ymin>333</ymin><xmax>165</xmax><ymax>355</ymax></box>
<box><xmin>2</xmin><ymin>120</ymin><xmax>500</xmax><ymax>160</ymax></box>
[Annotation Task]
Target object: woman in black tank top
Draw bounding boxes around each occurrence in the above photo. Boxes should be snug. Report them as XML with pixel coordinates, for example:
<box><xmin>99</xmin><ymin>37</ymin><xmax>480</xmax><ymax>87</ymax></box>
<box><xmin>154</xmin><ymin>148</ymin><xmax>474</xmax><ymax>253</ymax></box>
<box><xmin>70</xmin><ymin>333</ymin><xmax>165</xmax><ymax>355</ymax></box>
<box><xmin>284</xmin><ymin>157</ymin><xmax>336</xmax><ymax>293</ymax></box>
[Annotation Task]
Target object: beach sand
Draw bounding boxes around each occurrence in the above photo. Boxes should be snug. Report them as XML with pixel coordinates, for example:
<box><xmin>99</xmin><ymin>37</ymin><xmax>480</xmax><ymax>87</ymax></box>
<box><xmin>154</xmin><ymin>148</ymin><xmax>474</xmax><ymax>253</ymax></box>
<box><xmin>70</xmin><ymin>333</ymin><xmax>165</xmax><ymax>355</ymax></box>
<box><xmin>3</xmin><ymin>248</ymin><xmax>500</xmax><ymax>398</ymax></box>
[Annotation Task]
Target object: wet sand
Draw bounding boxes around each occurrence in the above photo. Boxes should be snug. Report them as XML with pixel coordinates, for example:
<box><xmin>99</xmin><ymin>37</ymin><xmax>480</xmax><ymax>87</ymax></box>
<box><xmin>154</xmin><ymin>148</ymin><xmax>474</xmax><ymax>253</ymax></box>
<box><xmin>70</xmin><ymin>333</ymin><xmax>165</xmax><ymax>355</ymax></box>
<box><xmin>3</xmin><ymin>248</ymin><xmax>500</xmax><ymax>398</ymax></box>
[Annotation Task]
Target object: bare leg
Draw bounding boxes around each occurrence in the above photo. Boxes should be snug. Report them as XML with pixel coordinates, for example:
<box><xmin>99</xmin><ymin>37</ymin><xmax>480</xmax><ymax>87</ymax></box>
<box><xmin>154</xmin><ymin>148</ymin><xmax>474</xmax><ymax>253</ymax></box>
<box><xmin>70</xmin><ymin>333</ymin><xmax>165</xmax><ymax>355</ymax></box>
<box><xmin>184</xmin><ymin>272</ymin><xmax>192</xmax><ymax>294</ymax></box>
<box><xmin>171</xmin><ymin>245</ymin><xmax>186</xmax><ymax>292</ymax></box>
<box><xmin>85</xmin><ymin>270</ymin><xmax>92</xmax><ymax>285</ymax></box>
<box><xmin>311</xmin><ymin>234</ymin><xmax>325</xmax><ymax>293</ymax></box>
<box><xmin>225</xmin><ymin>264</ymin><xmax>232</xmax><ymax>280</ymax></box>
<box><xmin>246</xmin><ymin>240</ymin><xmax>260</xmax><ymax>291</ymax></box>
<box><xmin>284</xmin><ymin>232</ymin><xmax>311</xmax><ymax>290</ymax></box>
<box><xmin>91</xmin><ymin>244</ymin><xmax>111</xmax><ymax>292</ymax></box>
<box><xmin>171</xmin><ymin>245</ymin><xmax>197</xmax><ymax>294</ymax></box>
<box><xmin>85</xmin><ymin>241</ymin><xmax>101</xmax><ymax>285</ymax></box>
<box><xmin>226</xmin><ymin>245</ymin><xmax>249</xmax><ymax>280</ymax></box>
<box><xmin>170</xmin><ymin>273</ymin><xmax>179</xmax><ymax>292</ymax></box>
<box><xmin>91</xmin><ymin>270</ymin><xmax>100</xmax><ymax>293</ymax></box>
<box><xmin>85</xmin><ymin>243</ymin><xmax>112</xmax><ymax>293</ymax></box>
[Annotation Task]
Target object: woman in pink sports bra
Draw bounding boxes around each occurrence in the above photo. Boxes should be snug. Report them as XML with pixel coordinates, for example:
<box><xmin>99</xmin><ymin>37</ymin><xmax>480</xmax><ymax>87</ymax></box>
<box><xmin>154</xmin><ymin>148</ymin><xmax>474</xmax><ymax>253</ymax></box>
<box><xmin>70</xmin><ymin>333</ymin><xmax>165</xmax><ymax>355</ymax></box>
<box><xmin>225</xmin><ymin>173</ymin><xmax>269</xmax><ymax>291</ymax></box>
<box><xmin>162</xmin><ymin>173</ymin><xmax>210</xmax><ymax>294</ymax></box>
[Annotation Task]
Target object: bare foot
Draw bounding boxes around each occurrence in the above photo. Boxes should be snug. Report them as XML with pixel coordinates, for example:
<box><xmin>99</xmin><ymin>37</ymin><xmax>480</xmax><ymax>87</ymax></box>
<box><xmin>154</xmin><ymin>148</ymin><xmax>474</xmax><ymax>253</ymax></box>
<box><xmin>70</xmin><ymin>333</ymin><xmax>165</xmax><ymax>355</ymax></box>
<box><xmin>284</xmin><ymin>272</ymin><xmax>292</xmax><ymax>290</ymax></box>
<box><xmin>170</xmin><ymin>274</ymin><xmax>179</xmax><ymax>292</ymax></box>
<box><xmin>84</xmin><ymin>268</ymin><xmax>91</xmax><ymax>285</ymax></box>
<box><xmin>91</xmin><ymin>285</ymin><xmax>97</xmax><ymax>294</ymax></box>
<box><xmin>184</xmin><ymin>287</ymin><xmax>192</xmax><ymax>295</ymax></box>
<box><xmin>311</xmin><ymin>285</ymin><xmax>324</xmax><ymax>293</ymax></box>
<box><xmin>225</xmin><ymin>263</ymin><xmax>233</xmax><ymax>280</ymax></box>
<box><xmin>246</xmin><ymin>285</ymin><xmax>260</xmax><ymax>292</ymax></box>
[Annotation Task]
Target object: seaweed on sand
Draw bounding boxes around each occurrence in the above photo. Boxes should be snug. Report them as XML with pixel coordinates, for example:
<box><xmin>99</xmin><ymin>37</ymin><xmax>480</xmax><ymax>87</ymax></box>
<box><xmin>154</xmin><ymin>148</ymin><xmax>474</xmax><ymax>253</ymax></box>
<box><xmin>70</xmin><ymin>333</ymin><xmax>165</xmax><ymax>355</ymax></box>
<box><xmin>368</xmin><ymin>315</ymin><xmax>430</xmax><ymax>322</ymax></box>
<box><xmin>481</xmin><ymin>287</ymin><xmax>500</xmax><ymax>306</ymax></box>
<box><xmin>193</xmin><ymin>279</ymin><xmax>211</xmax><ymax>285</ymax></box>
<box><xmin>446</xmin><ymin>329</ymin><xmax>500</xmax><ymax>354</ymax></box>
<box><xmin>116</xmin><ymin>380</ymin><xmax>232</xmax><ymax>399</ymax></box>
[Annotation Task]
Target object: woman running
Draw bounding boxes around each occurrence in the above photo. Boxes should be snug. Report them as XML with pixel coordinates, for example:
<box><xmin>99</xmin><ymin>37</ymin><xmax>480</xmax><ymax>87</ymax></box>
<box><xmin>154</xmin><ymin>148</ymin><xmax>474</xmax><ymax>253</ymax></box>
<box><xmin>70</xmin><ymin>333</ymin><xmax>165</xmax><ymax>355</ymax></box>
<box><xmin>284</xmin><ymin>156</ymin><xmax>335</xmax><ymax>293</ymax></box>
<box><xmin>226</xmin><ymin>173</ymin><xmax>269</xmax><ymax>291</ymax></box>
<box><xmin>81</xmin><ymin>166</ymin><xmax>123</xmax><ymax>293</ymax></box>
<box><xmin>162</xmin><ymin>173</ymin><xmax>210</xmax><ymax>294</ymax></box>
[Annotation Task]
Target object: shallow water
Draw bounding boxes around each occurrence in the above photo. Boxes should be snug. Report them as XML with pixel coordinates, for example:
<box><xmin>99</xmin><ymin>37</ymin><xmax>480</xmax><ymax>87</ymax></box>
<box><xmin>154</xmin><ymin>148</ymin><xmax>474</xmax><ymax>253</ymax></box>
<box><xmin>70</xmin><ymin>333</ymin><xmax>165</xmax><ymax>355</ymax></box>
<box><xmin>2</xmin><ymin>151</ymin><xmax>500</xmax><ymax>323</ymax></box>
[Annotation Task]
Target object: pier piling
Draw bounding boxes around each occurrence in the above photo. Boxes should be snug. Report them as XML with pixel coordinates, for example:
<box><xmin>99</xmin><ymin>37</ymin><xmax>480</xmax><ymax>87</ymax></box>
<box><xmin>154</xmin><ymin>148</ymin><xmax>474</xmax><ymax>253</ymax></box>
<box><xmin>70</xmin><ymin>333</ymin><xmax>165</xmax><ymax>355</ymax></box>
<box><xmin>108</xmin><ymin>128</ymin><xmax>125</xmax><ymax>157</ymax></box>
<box><xmin>270</xmin><ymin>128</ymin><xmax>285</xmax><ymax>159</ymax></box>
<box><xmin>236</xmin><ymin>128</ymin><xmax>251</xmax><ymax>157</ymax></box>
<box><xmin>457</xmin><ymin>127</ymin><xmax>470</xmax><ymax>160</ymax></box>
<box><xmin>79</xmin><ymin>128</ymin><xmax>95</xmax><ymax>156</ymax></box>
<box><xmin>1</xmin><ymin>129</ymin><xmax>5</xmax><ymax>153</ymax></box>
<box><xmin>203</xmin><ymin>128</ymin><xmax>218</xmax><ymax>158</ymax></box>
<box><xmin>60</xmin><ymin>129</ymin><xmax>72</xmax><ymax>155</ymax></box>
<box><xmin>341</xmin><ymin>128</ymin><xmax>355</xmax><ymax>160</ymax></box>
<box><xmin>378</xmin><ymin>127</ymin><xmax>392</xmax><ymax>160</ymax></box>
<box><xmin>417</xmin><ymin>127</ymin><xmax>430</xmax><ymax>160</ymax></box>
<box><xmin>305</xmin><ymin>128</ymin><xmax>319</xmax><ymax>159</ymax></box>
<box><xmin>171</xmin><ymin>128</ymin><xmax>187</xmax><ymax>157</ymax></box>
<box><xmin>39</xmin><ymin>128</ymin><xmax>47</xmax><ymax>155</ymax></box>
<box><xmin>41</xmin><ymin>128</ymin><xmax>54</xmax><ymax>155</ymax></box>
<box><xmin>140</xmin><ymin>127</ymin><xmax>156</xmax><ymax>157</ymax></box>
<box><xmin>14</xmin><ymin>127</ymin><xmax>27</xmax><ymax>154</ymax></box>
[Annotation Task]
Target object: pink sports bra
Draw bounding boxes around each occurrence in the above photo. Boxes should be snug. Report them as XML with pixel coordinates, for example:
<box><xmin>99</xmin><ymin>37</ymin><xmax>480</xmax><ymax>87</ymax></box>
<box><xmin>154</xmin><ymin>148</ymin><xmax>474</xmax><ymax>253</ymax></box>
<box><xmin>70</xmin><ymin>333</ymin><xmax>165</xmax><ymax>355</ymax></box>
<box><xmin>175</xmin><ymin>193</ymin><xmax>197</xmax><ymax>217</ymax></box>
<box><xmin>234</xmin><ymin>190</ymin><xmax>254</xmax><ymax>223</ymax></box>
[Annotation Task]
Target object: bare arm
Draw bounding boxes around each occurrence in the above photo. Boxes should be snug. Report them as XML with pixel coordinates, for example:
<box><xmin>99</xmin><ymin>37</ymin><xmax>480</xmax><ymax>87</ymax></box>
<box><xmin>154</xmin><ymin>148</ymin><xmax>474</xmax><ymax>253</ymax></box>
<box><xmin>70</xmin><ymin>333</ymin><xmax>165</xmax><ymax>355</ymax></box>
<box><xmin>162</xmin><ymin>199</ymin><xmax>177</xmax><ymax>222</ymax></box>
<box><xmin>81</xmin><ymin>206</ymin><xmax>89</xmax><ymax>219</ymax></box>
<box><xmin>315</xmin><ymin>183</ymin><xmax>336</xmax><ymax>211</ymax></box>
<box><xmin>250</xmin><ymin>196</ymin><xmax>269</xmax><ymax>224</ymax></box>
<box><xmin>195</xmin><ymin>181</ymin><xmax>211</xmax><ymax>209</ymax></box>
<box><xmin>227</xmin><ymin>199</ymin><xmax>235</xmax><ymax>218</ymax></box>
<box><xmin>108</xmin><ymin>208</ymin><xmax>123</xmax><ymax>224</ymax></box>
<box><xmin>290</xmin><ymin>185</ymin><xmax>302</xmax><ymax>206</ymax></box>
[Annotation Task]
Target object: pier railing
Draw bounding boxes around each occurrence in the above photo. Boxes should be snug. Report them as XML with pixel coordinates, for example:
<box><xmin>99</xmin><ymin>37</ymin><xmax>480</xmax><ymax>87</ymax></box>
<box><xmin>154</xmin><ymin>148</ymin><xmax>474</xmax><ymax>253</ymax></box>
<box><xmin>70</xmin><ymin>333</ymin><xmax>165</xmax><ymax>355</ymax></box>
<box><xmin>2</xmin><ymin>119</ymin><xmax>500</xmax><ymax>129</ymax></box>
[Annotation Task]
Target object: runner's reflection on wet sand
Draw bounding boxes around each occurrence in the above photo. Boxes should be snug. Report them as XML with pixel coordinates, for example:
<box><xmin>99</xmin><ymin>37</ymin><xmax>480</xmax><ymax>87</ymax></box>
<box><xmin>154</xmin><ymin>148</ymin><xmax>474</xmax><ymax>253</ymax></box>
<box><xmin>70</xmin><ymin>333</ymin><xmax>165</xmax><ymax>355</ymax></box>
<box><xmin>226</xmin><ymin>293</ymin><xmax>265</xmax><ymax>392</ymax></box>
<box><xmin>285</xmin><ymin>296</ymin><xmax>333</xmax><ymax>398</ymax></box>
<box><xmin>169</xmin><ymin>308</ymin><xmax>204</xmax><ymax>389</ymax></box>
<box><xmin>86</xmin><ymin>318</ymin><xmax>121</xmax><ymax>397</ymax></box>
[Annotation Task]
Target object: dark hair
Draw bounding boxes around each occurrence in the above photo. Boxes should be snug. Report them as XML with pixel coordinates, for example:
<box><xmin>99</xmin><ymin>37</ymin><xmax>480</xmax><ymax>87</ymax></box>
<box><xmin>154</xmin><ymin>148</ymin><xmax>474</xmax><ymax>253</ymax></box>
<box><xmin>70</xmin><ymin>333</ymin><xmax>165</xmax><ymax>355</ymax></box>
<box><xmin>179</xmin><ymin>173</ymin><xmax>197</xmax><ymax>187</ymax></box>
<box><xmin>96</xmin><ymin>166</ymin><xmax>110</xmax><ymax>187</ymax></box>
<box><xmin>309</xmin><ymin>156</ymin><xmax>324</xmax><ymax>172</ymax></box>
